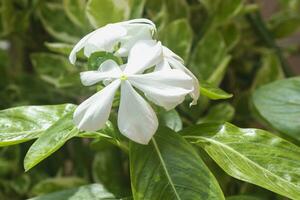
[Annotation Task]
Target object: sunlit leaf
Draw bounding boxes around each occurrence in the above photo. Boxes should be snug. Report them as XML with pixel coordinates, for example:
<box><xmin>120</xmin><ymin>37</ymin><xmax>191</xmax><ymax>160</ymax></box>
<box><xmin>200</xmin><ymin>81</ymin><xmax>233</xmax><ymax>100</ymax></box>
<box><xmin>0</xmin><ymin>104</ymin><xmax>75</xmax><ymax>146</ymax></box>
<box><xmin>24</xmin><ymin>108</ymin><xmax>78</xmax><ymax>171</ymax></box>
<box><xmin>130</xmin><ymin>127</ymin><xmax>225</xmax><ymax>200</ymax></box>
<box><xmin>183</xmin><ymin>122</ymin><xmax>300</xmax><ymax>199</ymax></box>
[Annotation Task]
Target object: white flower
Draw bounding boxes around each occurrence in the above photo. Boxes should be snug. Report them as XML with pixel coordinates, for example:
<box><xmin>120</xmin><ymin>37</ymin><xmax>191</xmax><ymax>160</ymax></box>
<box><xmin>69</xmin><ymin>18</ymin><xmax>156</xmax><ymax>64</ymax></box>
<box><xmin>156</xmin><ymin>46</ymin><xmax>200</xmax><ymax>106</ymax></box>
<box><xmin>73</xmin><ymin>41</ymin><xmax>193</xmax><ymax>144</ymax></box>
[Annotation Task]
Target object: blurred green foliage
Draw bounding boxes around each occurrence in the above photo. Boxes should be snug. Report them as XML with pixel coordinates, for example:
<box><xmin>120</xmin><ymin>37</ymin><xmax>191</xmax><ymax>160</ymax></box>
<box><xmin>0</xmin><ymin>0</ymin><xmax>300</xmax><ymax>199</ymax></box>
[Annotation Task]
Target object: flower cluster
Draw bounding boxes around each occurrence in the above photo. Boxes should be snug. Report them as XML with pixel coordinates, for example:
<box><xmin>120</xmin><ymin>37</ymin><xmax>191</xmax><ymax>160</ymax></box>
<box><xmin>69</xmin><ymin>19</ymin><xmax>199</xmax><ymax>144</ymax></box>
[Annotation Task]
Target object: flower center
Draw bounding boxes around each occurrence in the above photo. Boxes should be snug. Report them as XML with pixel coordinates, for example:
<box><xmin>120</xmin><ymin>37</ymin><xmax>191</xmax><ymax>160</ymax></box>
<box><xmin>120</xmin><ymin>74</ymin><xmax>128</xmax><ymax>81</ymax></box>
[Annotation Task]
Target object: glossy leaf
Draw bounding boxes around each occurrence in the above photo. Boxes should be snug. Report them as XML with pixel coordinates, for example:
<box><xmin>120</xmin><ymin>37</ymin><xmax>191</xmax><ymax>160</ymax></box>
<box><xmin>0</xmin><ymin>104</ymin><xmax>75</xmax><ymax>146</ymax></box>
<box><xmin>226</xmin><ymin>195</ymin><xmax>263</xmax><ymax>200</ymax></box>
<box><xmin>29</xmin><ymin>184</ymin><xmax>117</xmax><ymax>200</ymax></box>
<box><xmin>252</xmin><ymin>77</ymin><xmax>300</xmax><ymax>140</ymax></box>
<box><xmin>160</xmin><ymin>18</ymin><xmax>193</xmax><ymax>60</ymax></box>
<box><xmin>130</xmin><ymin>127</ymin><xmax>225</xmax><ymax>200</ymax></box>
<box><xmin>86</xmin><ymin>0</ymin><xmax>130</xmax><ymax>28</ymax></box>
<box><xmin>24</xmin><ymin>108</ymin><xmax>78</xmax><ymax>171</ymax></box>
<box><xmin>183</xmin><ymin>122</ymin><xmax>300</xmax><ymax>200</ymax></box>
<box><xmin>200</xmin><ymin>81</ymin><xmax>233</xmax><ymax>100</ymax></box>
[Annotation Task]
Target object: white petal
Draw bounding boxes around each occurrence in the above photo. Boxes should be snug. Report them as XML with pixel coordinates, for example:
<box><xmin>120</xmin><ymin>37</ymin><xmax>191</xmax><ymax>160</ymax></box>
<box><xmin>167</xmin><ymin>57</ymin><xmax>200</xmax><ymax>105</ymax></box>
<box><xmin>69</xmin><ymin>32</ymin><xmax>94</xmax><ymax>64</ymax></box>
<box><xmin>118</xmin><ymin>81</ymin><xmax>158</xmax><ymax>144</ymax></box>
<box><xmin>128</xmin><ymin>69</ymin><xmax>193</xmax><ymax>110</ymax></box>
<box><xmin>73</xmin><ymin>80</ymin><xmax>120</xmax><ymax>131</ymax></box>
<box><xmin>116</xmin><ymin>25</ymin><xmax>153</xmax><ymax>57</ymax></box>
<box><xmin>83</xmin><ymin>24</ymin><xmax>127</xmax><ymax>57</ymax></box>
<box><xmin>155</xmin><ymin>59</ymin><xmax>172</xmax><ymax>71</ymax></box>
<box><xmin>122</xmin><ymin>18</ymin><xmax>156</xmax><ymax>30</ymax></box>
<box><xmin>162</xmin><ymin>46</ymin><xmax>184</xmax><ymax>64</ymax></box>
<box><xmin>124</xmin><ymin>40</ymin><xmax>163</xmax><ymax>74</ymax></box>
<box><xmin>80</xmin><ymin>60</ymin><xmax>122</xmax><ymax>86</ymax></box>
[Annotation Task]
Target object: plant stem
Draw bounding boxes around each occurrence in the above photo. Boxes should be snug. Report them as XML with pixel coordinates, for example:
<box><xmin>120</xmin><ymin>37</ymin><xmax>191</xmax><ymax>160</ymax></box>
<box><xmin>246</xmin><ymin>12</ymin><xmax>294</xmax><ymax>77</ymax></box>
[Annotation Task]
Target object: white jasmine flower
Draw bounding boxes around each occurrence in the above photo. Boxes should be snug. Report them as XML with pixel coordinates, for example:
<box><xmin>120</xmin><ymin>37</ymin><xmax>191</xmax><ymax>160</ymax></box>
<box><xmin>69</xmin><ymin>18</ymin><xmax>156</xmax><ymax>64</ymax></box>
<box><xmin>73</xmin><ymin>41</ymin><xmax>193</xmax><ymax>144</ymax></box>
<box><xmin>156</xmin><ymin>46</ymin><xmax>200</xmax><ymax>106</ymax></box>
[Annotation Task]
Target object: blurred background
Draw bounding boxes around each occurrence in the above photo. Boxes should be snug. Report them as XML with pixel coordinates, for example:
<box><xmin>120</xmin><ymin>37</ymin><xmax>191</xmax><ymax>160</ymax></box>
<box><xmin>0</xmin><ymin>0</ymin><xmax>299</xmax><ymax>199</ymax></box>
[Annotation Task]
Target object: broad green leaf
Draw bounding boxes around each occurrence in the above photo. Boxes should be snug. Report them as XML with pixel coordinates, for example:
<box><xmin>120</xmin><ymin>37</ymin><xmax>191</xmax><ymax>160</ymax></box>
<box><xmin>29</xmin><ymin>184</ymin><xmax>117</xmax><ymax>200</ymax></box>
<box><xmin>183</xmin><ymin>122</ymin><xmax>300</xmax><ymax>200</ymax></box>
<box><xmin>86</xmin><ymin>0</ymin><xmax>130</xmax><ymax>28</ymax></box>
<box><xmin>251</xmin><ymin>51</ymin><xmax>284</xmax><ymax>89</ymax></box>
<box><xmin>63</xmin><ymin>0</ymin><xmax>88</xmax><ymax>28</ymax></box>
<box><xmin>88</xmin><ymin>52</ymin><xmax>123</xmax><ymax>70</ymax></box>
<box><xmin>191</xmin><ymin>31</ymin><xmax>227</xmax><ymax>81</ymax></box>
<box><xmin>252</xmin><ymin>77</ymin><xmax>300</xmax><ymax>140</ymax></box>
<box><xmin>158</xmin><ymin>109</ymin><xmax>182</xmax><ymax>132</ymax></box>
<box><xmin>31</xmin><ymin>177</ymin><xmax>86</xmax><ymax>196</ymax></box>
<box><xmin>160</xmin><ymin>19</ymin><xmax>193</xmax><ymax>60</ymax></box>
<box><xmin>200</xmin><ymin>81</ymin><xmax>233</xmax><ymax>100</ymax></box>
<box><xmin>0</xmin><ymin>104</ymin><xmax>75</xmax><ymax>146</ymax></box>
<box><xmin>198</xmin><ymin>103</ymin><xmax>235</xmax><ymax>124</ymax></box>
<box><xmin>38</xmin><ymin>3</ymin><xmax>84</xmax><ymax>43</ymax></box>
<box><xmin>24</xmin><ymin>108</ymin><xmax>78</xmax><ymax>171</ymax></box>
<box><xmin>164</xmin><ymin>0</ymin><xmax>189</xmax><ymax>22</ymax></box>
<box><xmin>130</xmin><ymin>127</ymin><xmax>225</xmax><ymax>200</ymax></box>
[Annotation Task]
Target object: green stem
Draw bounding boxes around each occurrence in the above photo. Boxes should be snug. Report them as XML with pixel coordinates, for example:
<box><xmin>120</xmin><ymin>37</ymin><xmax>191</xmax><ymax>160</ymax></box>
<box><xmin>246</xmin><ymin>12</ymin><xmax>294</xmax><ymax>77</ymax></box>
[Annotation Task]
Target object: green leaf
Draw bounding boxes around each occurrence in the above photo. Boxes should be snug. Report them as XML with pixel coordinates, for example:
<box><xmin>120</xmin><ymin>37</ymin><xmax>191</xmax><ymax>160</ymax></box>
<box><xmin>160</xmin><ymin>18</ymin><xmax>193</xmax><ymax>60</ymax></box>
<box><xmin>207</xmin><ymin>55</ymin><xmax>231</xmax><ymax>86</ymax></box>
<box><xmin>31</xmin><ymin>53</ymin><xmax>79</xmax><ymax>88</ymax></box>
<box><xmin>24</xmin><ymin>108</ymin><xmax>78</xmax><ymax>171</ymax></box>
<box><xmin>31</xmin><ymin>177</ymin><xmax>86</xmax><ymax>196</ymax></box>
<box><xmin>158</xmin><ymin>109</ymin><xmax>182</xmax><ymax>132</ymax></box>
<box><xmin>183</xmin><ymin>122</ymin><xmax>300</xmax><ymax>200</ymax></box>
<box><xmin>88</xmin><ymin>52</ymin><xmax>123</xmax><ymax>70</ymax></box>
<box><xmin>0</xmin><ymin>104</ymin><xmax>75</xmax><ymax>146</ymax></box>
<box><xmin>29</xmin><ymin>184</ymin><xmax>117</xmax><ymax>200</ymax></box>
<box><xmin>86</xmin><ymin>0</ymin><xmax>130</xmax><ymax>28</ymax></box>
<box><xmin>252</xmin><ymin>77</ymin><xmax>300</xmax><ymax>140</ymax></box>
<box><xmin>130</xmin><ymin>127</ymin><xmax>225</xmax><ymax>200</ymax></box>
<box><xmin>63</xmin><ymin>0</ymin><xmax>88</xmax><ymax>28</ymax></box>
<box><xmin>200</xmin><ymin>81</ymin><xmax>233</xmax><ymax>100</ymax></box>
<box><xmin>269</xmin><ymin>12</ymin><xmax>300</xmax><ymax>38</ymax></box>
<box><xmin>214</xmin><ymin>0</ymin><xmax>244</xmax><ymax>25</ymax></box>
<box><xmin>191</xmin><ymin>31</ymin><xmax>227</xmax><ymax>81</ymax></box>
<box><xmin>44</xmin><ymin>42</ymin><xmax>73</xmax><ymax>56</ymax></box>
<box><xmin>222</xmin><ymin>23</ymin><xmax>241</xmax><ymax>51</ymax></box>
<box><xmin>197</xmin><ymin>103</ymin><xmax>235</xmax><ymax>124</ymax></box>
<box><xmin>251</xmin><ymin>51</ymin><xmax>284</xmax><ymax>89</ymax></box>
<box><xmin>38</xmin><ymin>3</ymin><xmax>84</xmax><ymax>43</ymax></box>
